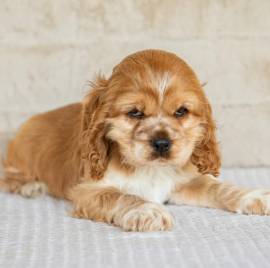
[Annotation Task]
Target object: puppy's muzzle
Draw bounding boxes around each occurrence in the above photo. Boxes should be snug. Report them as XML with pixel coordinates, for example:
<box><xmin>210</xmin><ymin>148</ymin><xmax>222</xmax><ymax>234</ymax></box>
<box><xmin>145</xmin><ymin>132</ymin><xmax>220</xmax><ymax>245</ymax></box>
<box><xmin>151</xmin><ymin>138</ymin><xmax>171</xmax><ymax>154</ymax></box>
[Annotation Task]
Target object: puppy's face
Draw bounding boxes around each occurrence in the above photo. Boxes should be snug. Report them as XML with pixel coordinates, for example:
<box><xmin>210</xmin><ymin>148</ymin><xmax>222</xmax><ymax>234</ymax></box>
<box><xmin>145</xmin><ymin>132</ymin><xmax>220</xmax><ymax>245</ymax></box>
<box><xmin>105</xmin><ymin>51</ymin><xmax>207</xmax><ymax>168</ymax></box>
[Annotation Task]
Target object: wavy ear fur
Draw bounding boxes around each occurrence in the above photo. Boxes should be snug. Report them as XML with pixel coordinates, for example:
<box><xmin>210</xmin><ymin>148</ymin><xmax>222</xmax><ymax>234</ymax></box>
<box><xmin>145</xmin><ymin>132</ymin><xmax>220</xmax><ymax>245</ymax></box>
<box><xmin>80</xmin><ymin>75</ymin><xmax>110</xmax><ymax>180</ymax></box>
<box><xmin>191</xmin><ymin>101</ymin><xmax>221</xmax><ymax>177</ymax></box>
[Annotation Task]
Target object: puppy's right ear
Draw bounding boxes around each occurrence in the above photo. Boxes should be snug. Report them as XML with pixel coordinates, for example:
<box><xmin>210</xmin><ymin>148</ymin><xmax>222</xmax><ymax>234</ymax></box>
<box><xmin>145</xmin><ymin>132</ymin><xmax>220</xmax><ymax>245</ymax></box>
<box><xmin>80</xmin><ymin>75</ymin><xmax>110</xmax><ymax>180</ymax></box>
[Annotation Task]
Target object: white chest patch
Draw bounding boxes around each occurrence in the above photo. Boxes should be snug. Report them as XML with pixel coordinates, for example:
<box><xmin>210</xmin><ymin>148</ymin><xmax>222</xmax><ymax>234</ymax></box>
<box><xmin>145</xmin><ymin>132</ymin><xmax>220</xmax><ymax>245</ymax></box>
<box><xmin>100</xmin><ymin>165</ymin><xmax>195</xmax><ymax>204</ymax></box>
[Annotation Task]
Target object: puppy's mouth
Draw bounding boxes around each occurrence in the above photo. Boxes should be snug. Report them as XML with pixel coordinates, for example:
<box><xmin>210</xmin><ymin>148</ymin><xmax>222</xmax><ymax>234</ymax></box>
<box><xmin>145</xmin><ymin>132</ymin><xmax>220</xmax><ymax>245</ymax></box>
<box><xmin>150</xmin><ymin>151</ymin><xmax>170</xmax><ymax>160</ymax></box>
<box><xmin>151</xmin><ymin>149</ymin><xmax>171</xmax><ymax>158</ymax></box>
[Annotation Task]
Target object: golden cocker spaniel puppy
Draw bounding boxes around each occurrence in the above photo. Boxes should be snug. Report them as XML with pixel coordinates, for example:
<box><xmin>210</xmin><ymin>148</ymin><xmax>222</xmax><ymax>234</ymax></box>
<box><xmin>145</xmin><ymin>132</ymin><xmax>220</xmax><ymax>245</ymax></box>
<box><xmin>1</xmin><ymin>49</ymin><xmax>269</xmax><ymax>231</ymax></box>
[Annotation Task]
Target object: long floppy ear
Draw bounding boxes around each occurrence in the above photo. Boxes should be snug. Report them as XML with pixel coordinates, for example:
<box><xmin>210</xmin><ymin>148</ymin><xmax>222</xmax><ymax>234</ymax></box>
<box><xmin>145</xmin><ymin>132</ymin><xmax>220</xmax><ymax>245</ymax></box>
<box><xmin>191</xmin><ymin>101</ymin><xmax>221</xmax><ymax>177</ymax></box>
<box><xmin>80</xmin><ymin>75</ymin><xmax>111</xmax><ymax>180</ymax></box>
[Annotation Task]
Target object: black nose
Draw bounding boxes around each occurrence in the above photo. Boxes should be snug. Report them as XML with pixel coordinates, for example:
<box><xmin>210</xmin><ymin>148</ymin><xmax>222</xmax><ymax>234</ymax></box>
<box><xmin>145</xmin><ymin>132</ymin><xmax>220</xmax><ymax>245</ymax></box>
<box><xmin>151</xmin><ymin>139</ymin><xmax>171</xmax><ymax>154</ymax></box>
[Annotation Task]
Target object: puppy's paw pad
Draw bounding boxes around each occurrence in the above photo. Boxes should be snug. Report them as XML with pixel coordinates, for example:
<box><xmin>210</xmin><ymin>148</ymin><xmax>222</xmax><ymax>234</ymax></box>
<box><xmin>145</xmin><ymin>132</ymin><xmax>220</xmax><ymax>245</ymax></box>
<box><xmin>237</xmin><ymin>190</ymin><xmax>270</xmax><ymax>215</ymax></box>
<box><xmin>20</xmin><ymin>182</ymin><xmax>48</xmax><ymax>198</ymax></box>
<box><xmin>120</xmin><ymin>203</ymin><xmax>174</xmax><ymax>232</ymax></box>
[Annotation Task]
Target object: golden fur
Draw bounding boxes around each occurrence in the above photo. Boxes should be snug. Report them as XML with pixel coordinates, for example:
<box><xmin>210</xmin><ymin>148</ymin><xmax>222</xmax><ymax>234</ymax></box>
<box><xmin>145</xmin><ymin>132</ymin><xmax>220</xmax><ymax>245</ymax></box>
<box><xmin>1</xmin><ymin>49</ymin><xmax>270</xmax><ymax>231</ymax></box>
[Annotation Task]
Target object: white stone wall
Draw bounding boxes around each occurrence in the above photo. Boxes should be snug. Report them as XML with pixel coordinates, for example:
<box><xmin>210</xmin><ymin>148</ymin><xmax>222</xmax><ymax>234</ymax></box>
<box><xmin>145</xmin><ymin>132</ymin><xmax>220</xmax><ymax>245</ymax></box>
<box><xmin>1</xmin><ymin>0</ymin><xmax>270</xmax><ymax>166</ymax></box>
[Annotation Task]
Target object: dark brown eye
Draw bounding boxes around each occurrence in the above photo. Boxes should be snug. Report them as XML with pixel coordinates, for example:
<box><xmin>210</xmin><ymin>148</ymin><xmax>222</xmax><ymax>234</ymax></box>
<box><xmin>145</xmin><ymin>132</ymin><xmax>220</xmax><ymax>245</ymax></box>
<box><xmin>127</xmin><ymin>108</ymin><xmax>144</xmax><ymax>119</ymax></box>
<box><xmin>174</xmin><ymin>106</ymin><xmax>189</xmax><ymax>118</ymax></box>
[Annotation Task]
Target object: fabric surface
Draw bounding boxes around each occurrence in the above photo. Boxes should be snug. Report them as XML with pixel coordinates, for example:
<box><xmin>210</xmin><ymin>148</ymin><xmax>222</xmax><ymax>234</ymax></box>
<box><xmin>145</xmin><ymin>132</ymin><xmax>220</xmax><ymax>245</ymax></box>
<box><xmin>1</xmin><ymin>168</ymin><xmax>270</xmax><ymax>268</ymax></box>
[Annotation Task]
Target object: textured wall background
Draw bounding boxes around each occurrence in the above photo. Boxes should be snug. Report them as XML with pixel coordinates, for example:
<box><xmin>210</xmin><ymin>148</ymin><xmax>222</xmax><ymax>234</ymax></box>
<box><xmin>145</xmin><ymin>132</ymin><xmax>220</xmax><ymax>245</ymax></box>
<box><xmin>0</xmin><ymin>0</ymin><xmax>270</xmax><ymax>167</ymax></box>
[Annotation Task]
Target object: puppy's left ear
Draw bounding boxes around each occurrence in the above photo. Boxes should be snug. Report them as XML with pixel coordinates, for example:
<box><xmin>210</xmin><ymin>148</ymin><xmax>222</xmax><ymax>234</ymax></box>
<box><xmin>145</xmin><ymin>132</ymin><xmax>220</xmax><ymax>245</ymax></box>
<box><xmin>80</xmin><ymin>75</ymin><xmax>111</xmax><ymax>180</ymax></box>
<box><xmin>191</xmin><ymin>100</ymin><xmax>221</xmax><ymax>177</ymax></box>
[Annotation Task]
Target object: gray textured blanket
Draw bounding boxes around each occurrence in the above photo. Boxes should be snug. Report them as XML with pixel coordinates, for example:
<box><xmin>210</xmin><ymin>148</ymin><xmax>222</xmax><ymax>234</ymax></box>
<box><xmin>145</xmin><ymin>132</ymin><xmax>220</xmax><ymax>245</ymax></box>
<box><xmin>1</xmin><ymin>168</ymin><xmax>270</xmax><ymax>268</ymax></box>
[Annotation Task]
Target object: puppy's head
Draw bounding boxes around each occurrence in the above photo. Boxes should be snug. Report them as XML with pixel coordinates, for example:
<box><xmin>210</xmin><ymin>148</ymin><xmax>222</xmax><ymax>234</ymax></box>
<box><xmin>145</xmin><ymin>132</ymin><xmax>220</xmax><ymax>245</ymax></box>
<box><xmin>81</xmin><ymin>50</ymin><xmax>220</xmax><ymax>180</ymax></box>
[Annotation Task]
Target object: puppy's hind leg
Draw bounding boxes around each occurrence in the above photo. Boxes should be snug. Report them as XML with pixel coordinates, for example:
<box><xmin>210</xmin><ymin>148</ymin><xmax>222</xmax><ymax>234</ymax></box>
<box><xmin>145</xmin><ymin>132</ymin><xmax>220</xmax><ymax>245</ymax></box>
<box><xmin>0</xmin><ymin>167</ymin><xmax>47</xmax><ymax>198</ymax></box>
<box><xmin>0</xmin><ymin>177</ymin><xmax>25</xmax><ymax>194</ymax></box>
<box><xmin>19</xmin><ymin>181</ymin><xmax>48</xmax><ymax>198</ymax></box>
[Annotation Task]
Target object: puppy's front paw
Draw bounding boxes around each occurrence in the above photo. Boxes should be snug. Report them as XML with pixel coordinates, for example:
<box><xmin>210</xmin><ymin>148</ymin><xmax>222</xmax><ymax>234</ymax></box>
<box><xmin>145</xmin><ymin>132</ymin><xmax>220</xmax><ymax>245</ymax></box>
<box><xmin>237</xmin><ymin>189</ymin><xmax>270</xmax><ymax>215</ymax></box>
<box><xmin>115</xmin><ymin>203</ymin><xmax>174</xmax><ymax>232</ymax></box>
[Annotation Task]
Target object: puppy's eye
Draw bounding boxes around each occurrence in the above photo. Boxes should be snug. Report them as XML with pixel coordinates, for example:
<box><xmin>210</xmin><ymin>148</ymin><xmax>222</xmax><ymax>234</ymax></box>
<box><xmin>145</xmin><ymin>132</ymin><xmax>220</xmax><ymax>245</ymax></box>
<box><xmin>127</xmin><ymin>108</ymin><xmax>144</xmax><ymax>119</ymax></box>
<box><xmin>174</xmin><ymin>106</ymin><xmax>189</xmax><ymax>118</ymax></box>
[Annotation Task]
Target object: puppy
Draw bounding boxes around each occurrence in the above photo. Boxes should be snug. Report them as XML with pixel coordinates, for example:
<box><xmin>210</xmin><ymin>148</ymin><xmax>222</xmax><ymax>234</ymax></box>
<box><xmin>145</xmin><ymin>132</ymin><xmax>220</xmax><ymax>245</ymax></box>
<box><xmin>1</xmin><ymin>49</ymin><xmax>269</xmax><ymax>231</ymax></box>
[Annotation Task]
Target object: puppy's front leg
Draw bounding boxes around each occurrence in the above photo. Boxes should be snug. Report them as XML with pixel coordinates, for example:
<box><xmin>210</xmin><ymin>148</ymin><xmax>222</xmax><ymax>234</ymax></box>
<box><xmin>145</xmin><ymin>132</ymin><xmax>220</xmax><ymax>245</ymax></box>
<box><xmin>170</xmin><ymin>175</ymin><xmax>270</xmax><ymax>215</ymax></box>
<box><xmin>69</xmin><ymin>183</ymin><xmax>173</xmax><ymax>231</ymax></box>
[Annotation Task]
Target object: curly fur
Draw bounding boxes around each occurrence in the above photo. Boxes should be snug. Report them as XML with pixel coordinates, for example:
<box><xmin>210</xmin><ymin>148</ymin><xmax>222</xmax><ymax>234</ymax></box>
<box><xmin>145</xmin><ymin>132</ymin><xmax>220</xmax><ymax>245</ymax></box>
<box><xmin>191</xmin><ymin>102</ymin><xmax>221</xmax><ymax>176</ymax></box>
<box><xmin>80</xmin><ymin>76</ymin><xmax>111</xmax><ymax>180</ymax></box>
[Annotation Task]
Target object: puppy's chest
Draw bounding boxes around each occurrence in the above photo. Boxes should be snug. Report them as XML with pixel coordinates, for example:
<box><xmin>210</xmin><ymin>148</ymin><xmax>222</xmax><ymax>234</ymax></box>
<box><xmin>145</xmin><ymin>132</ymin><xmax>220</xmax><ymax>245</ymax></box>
<box><xmin>102</xmin><ymin>166</ymin><xmax>190</xmax><ymax>204</ymax></box>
